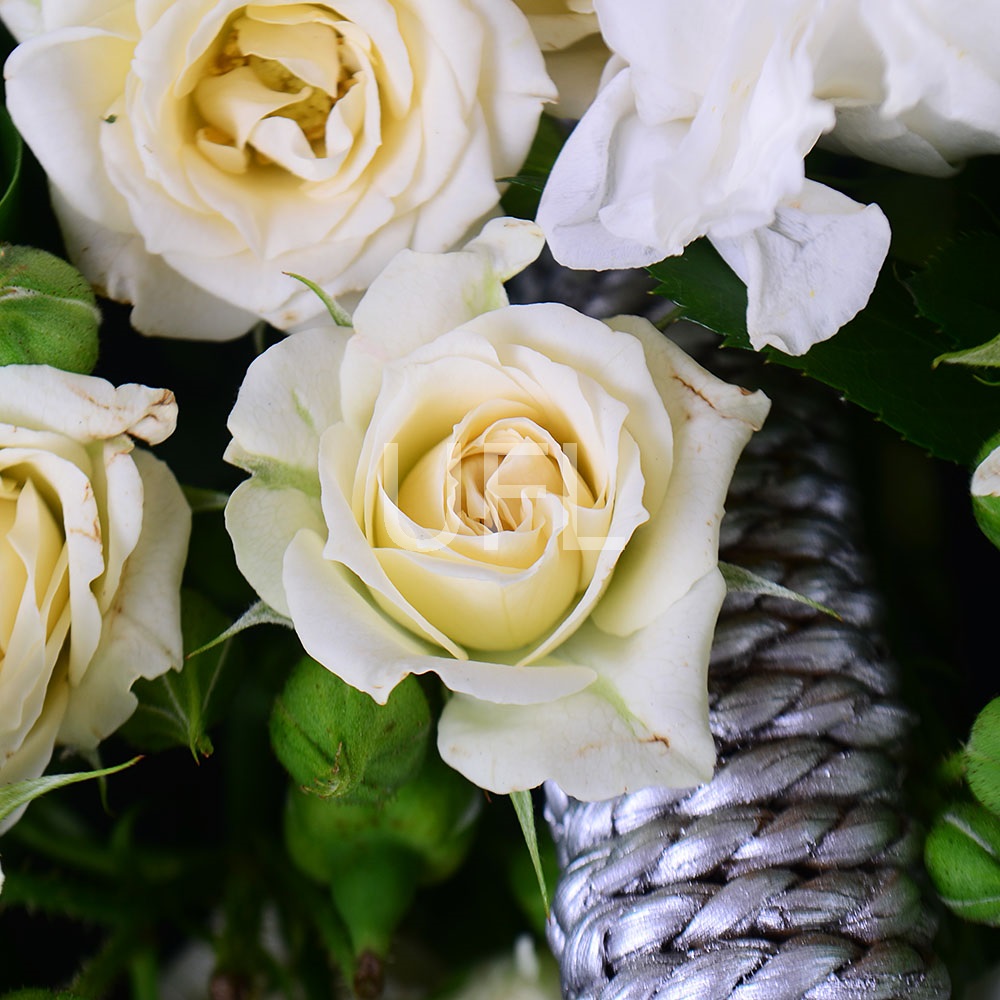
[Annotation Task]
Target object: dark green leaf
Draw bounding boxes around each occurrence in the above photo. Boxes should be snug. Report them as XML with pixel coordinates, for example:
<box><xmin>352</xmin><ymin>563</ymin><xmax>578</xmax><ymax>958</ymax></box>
<box><xmin>500</xmin><ymin>115</ymin><xmax>571</xmax><ymax>221</ymax></box>
<box><xmin>907</xmin><ymin>233</ymin><xmax>1000</xmax><ymax>350</ymax></box>
<box><xmin>120</xmin><ymin>590</ymin><xmax>237</xmax><ymax>759</ymax></box>
<box><xmin>768</xmin><ymin>275</ymin><xmax>1000</xmax><ymax>465</ymax></box>
<box><xmin>651</xmin><ymin>240</ymin><xmax>998</xmax><ymax>465</ymax></box>
<box><xmin>647</xmin><ymin>238</ymin><xmax>749</xmax><ymax>344</ymax></box>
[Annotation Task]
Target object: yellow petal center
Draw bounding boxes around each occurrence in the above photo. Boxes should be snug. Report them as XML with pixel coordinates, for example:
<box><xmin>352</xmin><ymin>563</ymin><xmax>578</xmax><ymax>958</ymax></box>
<box><xmin>192</xmin><ymin>6</ymin><xmax>357</xmax><ymax>172</ymax></box>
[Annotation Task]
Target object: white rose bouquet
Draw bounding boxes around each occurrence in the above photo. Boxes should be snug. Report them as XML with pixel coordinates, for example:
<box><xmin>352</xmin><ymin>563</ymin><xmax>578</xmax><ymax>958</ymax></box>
<box><xmin>0</xmin><ymin>1</ymin><xmax>999</xmax><ymax>994</ymax></box>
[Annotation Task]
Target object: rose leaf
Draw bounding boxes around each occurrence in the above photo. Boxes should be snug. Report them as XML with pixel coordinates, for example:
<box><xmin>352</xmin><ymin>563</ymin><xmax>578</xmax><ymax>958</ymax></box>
<box><xmin>120</xmin><ymin>590</ymin><xmax>244</xmax><ymax>760</ymax></box>
<box><xmin>650</xmin><ymin>240</ymin><xmax>999</xmax><ymax>466</ymax></box>
<box><xmin>500</xmin><ymin>114</ymin><xmax>571</xmax><ymax>221</ymax></box>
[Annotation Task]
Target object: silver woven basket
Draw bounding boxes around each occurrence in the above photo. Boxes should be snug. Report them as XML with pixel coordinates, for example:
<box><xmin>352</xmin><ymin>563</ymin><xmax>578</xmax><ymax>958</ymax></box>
<box><xmin>510</xmin><ymin>259</ymin><xmax>950</xmax><ymax>1000</ymax></box>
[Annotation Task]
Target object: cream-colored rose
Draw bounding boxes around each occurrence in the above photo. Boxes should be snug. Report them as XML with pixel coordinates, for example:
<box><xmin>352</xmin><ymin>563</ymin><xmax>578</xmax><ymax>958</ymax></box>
<box><xmin>2</xmin><ymin>0</ymin><xmax>554</xmax><ymax>340</ymax></box>
<box><xmin>224</xmin><ymin>218</ymin><xmax>770</xmax><ymax>798</ymax></box>
<box><xmin>515</xmin><ymin>0</ymin><xmax>608</xmax><ymax>118</ymax></box>
<box><xmin>0</xmin><ymin>366</ymin><xmax>190</xmax><ymax>831</ymax></box>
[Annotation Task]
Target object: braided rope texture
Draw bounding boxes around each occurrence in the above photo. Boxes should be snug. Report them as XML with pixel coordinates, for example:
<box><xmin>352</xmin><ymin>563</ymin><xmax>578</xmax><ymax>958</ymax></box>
<box><xmin>509</xmin><ymin>265</ymin><xmax>949</xmax><ymax>1000</ymax></box>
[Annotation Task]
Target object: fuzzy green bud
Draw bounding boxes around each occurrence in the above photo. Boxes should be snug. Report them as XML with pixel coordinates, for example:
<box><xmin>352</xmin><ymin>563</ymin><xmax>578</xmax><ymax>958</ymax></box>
<box><xmin>0</xmin><ymin>245</ymin><xmax>101</xmax><ymax>373</ymax></box>
<box><xmin>270</xmin><ymin>657</ymin><xmax>431</xmax><ymax>802</ymax></box>
<box><xmin>965</xmin><ymin>696</ymin><xmax>1000</xmax><ymax>817</ymax></box>
<box><xmin>285</xmin><ymin>748</ymin><xmax>479</xmax><ymax>957</ymax></box>
<box><xmin>925</xmin><ymin>800</ymin><xmax>1000</xmax><ymax>926</ymax></box>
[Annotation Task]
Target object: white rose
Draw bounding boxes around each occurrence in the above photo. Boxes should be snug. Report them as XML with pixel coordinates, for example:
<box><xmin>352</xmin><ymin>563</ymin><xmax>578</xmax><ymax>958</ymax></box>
<box><xmin>2</xmin><ymin>0</ymin><xmax>555</xmax><ymax>341</ymax></box>
<box><xmin>224</xmin><ymin>218</ymin><xmax>769</xmax><ymax>799</ymax></box>
<box><xmin>0</xmin><ymin>366</ymin><xmax>189</xmax><ymax>830</ymax></box>
<box><xmin>823</xmin><ymin>0</ymin><xmax>1000</xmax><ymax>176</ymax></box>
<box><xmin>514</xmin><ymin>0</ymin><xmax>608</xmax><ymax>118</ymax></box>
<box><xmin>535</xmin><ymin>0</ymin><xmax>894</xmax><ymax>355</ymax></box>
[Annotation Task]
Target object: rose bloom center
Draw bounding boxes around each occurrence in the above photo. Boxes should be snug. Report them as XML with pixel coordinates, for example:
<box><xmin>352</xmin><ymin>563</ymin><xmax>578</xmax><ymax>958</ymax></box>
<box><xmin>191</xmin><ymin>6</ymin><xmax>358</xmax><ymax>174</ymax></box>
<box><xmin>372</xmin><ymin>415</ymin><xmax>600</xmax><ymax>652</ymax></box>
<box><xmin>0</xmin><ymin>469</ymin><xmax>70</xmax><ymax>666</ymax></box>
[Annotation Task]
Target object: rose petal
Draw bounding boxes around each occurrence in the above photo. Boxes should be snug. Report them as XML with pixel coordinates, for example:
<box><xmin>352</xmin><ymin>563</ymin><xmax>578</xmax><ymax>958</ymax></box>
<box><xmin>0</xmin><ymin>676</ymin><xmax>69</xmax><ymax>835</ymax></box>
<box><xmin>282</xmin><ymin>528</ymin><xmax>596</xmax><ymax>704</ymax></box>
<box><xmin>438</xmin><ymin>569</ymin><xmax>723</xmax><ymax>797</ymax></box>
<box><xmin>225</xmin><ymin>478</ymin><xmax>326</xmax><ymax>617</ymax></box>
<box><xmin>226</xmin><ymin>325</ymin><xmax>350</xmax><ymax>475</ymax></box>
<box><xmin>341</xmin><ymin>220</ymin><xmax>544</xmax><ymax>428</ymax></box>
<box><xmin>53</xmin><ymin>189</ymin><xmax>259</xmax><ymax>341</ymax></box>
<box><xmin>710</xmin><ymin>179</ymin><xmax>891</xmax><ymax>355</ymax></box>
<box><xmin>4</xmin><ymin>24</ymin><xmax>136</xmax><ymax>233</ymax></box>
<box><xmin>0</xmin><ymin>364</ymin><xmax>177</xmax><ymax>445</ymax></box>
<box><xmin>592</xmin><ymin>318</ymin><xmax>770</xmax><ymax>636</ymax></box>
<box><xmin>57</xmin><ymin>449</ymin><xmax>190</xmax><ymax>748</ymax></box>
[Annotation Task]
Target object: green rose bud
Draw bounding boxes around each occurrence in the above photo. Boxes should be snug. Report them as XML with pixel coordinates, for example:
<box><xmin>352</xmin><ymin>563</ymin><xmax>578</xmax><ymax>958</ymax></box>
<box><xmin>285</xmin><ymin>748</ymin><xmax>479</xmax><ymax>958</ymax></box>
<box><xmin>0</xmin><ymin>245</ymin><xmax>101</xmax><ymax>373</ymax></box>
<box><xmin>270</xmin><ymin>657</ymin><xmax>432</xmax><ymax>801</ymax></box>
<box><xmin>965</xmin><ymin>696</ymin><xmax>1000</xmax><ymax>817</ymax></box>
<box><xmin>925</xmin><ymin>800</ymin><xmax>1000</xmax><ymax>926</ymax></box>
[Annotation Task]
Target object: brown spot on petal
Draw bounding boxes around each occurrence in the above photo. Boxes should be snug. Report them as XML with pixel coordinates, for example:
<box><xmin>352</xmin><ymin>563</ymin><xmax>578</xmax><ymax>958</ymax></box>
<box><xmin>643</xmin><ymin>734</ymin><xmax>671</xmax><ymax>749</ymax></box>
<box><xmin>671</xmin><ymin>374</ymin><xmax>719</xmax><ymax>411</ymax></box>
<box><xmin>672</xmin><ymin>374</ymin><xmax>758</xmax><ymax>424</ymax></box>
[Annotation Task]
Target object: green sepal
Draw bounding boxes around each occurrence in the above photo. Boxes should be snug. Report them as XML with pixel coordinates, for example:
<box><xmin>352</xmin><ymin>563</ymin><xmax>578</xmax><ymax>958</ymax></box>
<box><xmin>119</xmin><ymin>589</ymin><xmax>239</xmax><ymax>760</ymax></box>
<box><xmin>925</xmin><ymin>800</ymin><xmax>1000</xmax><ymax>926</ymax></box>
<box><xmin>270</xmin><ymin>658</ymin><xmax>431</xmax><ymax>802</ymax></box>
<box><xmin>284</xmin><ymin>271</ymin><xmax>352</xmax><ymax>327</ymax></box>
<box><xmin>965</xmin><ymin>697</ymin><xmax>1000</xmax><ymax>818</ymax></box>
<box><xmin>510</xmin><ymin>790</ymin><xmax>549</xmax><ymax>914</ymax></box>
<box><xmin>0</xmin><ymin>245</ymin><xmax>101</xmax><ymax>373</ymax></box>
<box><xmin>0</xmin><ymin>757</ymin><xmax>140</xmax><ymax>828</ymax></box>
<box><xmin>719</xmin><ymin>562</ymin><xmax>842</xmax><ymax>619</ymax></box>
<box><xmin>185</xmin><ymin>599</ymin><xmax>293</xmax><ymax>660</ymax></box>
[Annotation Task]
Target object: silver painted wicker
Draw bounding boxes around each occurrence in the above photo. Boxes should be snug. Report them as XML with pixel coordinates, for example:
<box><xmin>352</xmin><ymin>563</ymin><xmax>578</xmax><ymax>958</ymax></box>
<box><xmin>509</xmin><ymin>259</ymin><xmax>949</xmax><ymax>1000</ymax></box>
